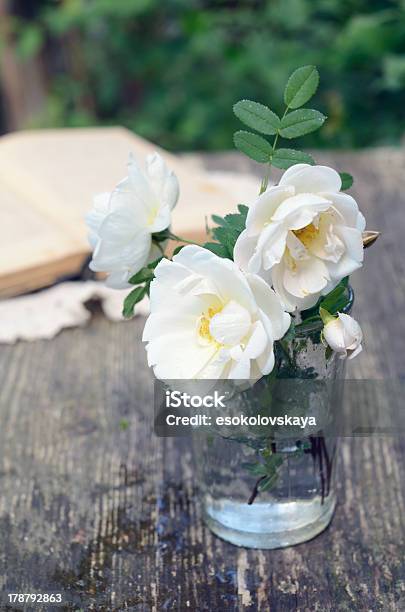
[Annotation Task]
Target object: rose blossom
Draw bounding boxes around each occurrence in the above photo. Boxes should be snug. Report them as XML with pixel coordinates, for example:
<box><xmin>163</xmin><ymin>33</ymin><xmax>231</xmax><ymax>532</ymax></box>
<box><xmin>323</xmin><ymin>312</ymin><xmax>363</xmax><ymax>359</ymax></box>
<box><xmin>86</xmin><ymin>152</ymin><xmax>179</xmax><ymax>289</ymax></box>
<box><xmin>234</xmin><ymin>164</ymin><xmax>365</xmax><ymax>311</ymax></box>
<box><xmin>142</xmin><ymin>245</ymin><xmax>290</xmax><ymax>380</ymax></box>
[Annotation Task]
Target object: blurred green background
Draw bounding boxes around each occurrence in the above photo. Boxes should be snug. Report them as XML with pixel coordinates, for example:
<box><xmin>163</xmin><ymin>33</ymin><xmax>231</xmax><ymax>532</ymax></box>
<box><xmin>1</xmin><ymin>0</ymin><xmax>404</xmax><ymax>151</ymax></box>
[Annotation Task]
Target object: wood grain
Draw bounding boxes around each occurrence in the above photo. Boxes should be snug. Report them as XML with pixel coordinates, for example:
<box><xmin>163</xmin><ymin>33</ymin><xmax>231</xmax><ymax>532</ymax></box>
<box><xmin>0</xmin><ymin>149</ymin><xmax>404</xmax><ymax>610</ymax></box>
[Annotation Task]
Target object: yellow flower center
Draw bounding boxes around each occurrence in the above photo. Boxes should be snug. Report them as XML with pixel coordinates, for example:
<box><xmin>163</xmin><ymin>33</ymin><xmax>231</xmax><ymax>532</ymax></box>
<box><xmin>198</xmin><ymin>306</ymin><xmax>222</xmax><ymax>345</ymax></box>
<box><xmin>293</xmin><ymin>222</ymin><xmax>319</xmax><ymax>248</ymax></box>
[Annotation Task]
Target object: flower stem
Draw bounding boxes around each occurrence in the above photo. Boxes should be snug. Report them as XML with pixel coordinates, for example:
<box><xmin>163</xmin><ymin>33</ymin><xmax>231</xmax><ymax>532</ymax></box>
<box><xmin>247</xmin><ymin>475</ymin><xmax>266</xmax><ymax>505</ymax></box>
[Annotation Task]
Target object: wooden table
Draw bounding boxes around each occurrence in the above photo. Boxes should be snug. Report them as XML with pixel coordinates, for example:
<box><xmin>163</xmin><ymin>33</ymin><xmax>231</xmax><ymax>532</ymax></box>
<box><xmin>0</xmin><ymin>150</ymin><xmax>404</xmax><ymax>611</ymax></box>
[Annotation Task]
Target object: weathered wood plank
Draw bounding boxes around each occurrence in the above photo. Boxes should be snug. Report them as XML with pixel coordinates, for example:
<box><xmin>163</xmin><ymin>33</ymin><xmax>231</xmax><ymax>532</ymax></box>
<box><xmin>0</xmin><ymin>149</ymin><xmax>404</xmax><ymax>611</ymax></box>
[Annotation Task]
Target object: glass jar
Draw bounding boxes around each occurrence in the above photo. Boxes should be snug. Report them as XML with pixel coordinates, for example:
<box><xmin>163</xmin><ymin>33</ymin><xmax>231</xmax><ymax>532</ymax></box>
<box><xmin>193</xmin><ymin>293</ymin><xmax>352</xmax><ymax>549</ymax></box>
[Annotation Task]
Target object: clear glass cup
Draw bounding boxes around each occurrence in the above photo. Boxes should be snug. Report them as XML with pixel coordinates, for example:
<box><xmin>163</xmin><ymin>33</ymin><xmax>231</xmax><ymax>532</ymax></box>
<box><xmin>193</xmin><ymin>294</ymin><xmax>352</xmax><ymax>549</ymax></box>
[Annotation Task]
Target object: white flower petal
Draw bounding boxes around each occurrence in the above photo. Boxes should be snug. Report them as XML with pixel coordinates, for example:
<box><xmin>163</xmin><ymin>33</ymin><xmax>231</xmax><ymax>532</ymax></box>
<box><xmin>306</xmin><ymin>214</ymin><xmax>345</xmax><ymax>263</ymax></box>
<box><xmin>250</xmin><ymin>224</ymin><xmax>288</xmax><ymax>272</ymax></box>
<box><xmin>98</xmin><ymin>207</ymin><xmax>138</xmax><ymax>243</ymax></box>
<box><xmin>195</xmin><ymin>348</ymin><xmax>230</xmax><ymax>380</ymax></box>
<box><xmin>243</xmin><ymin>320</ymin><xmax>268</xmax><ymax>359</ymax></box>
<box><xmin>146</xmin><ymin>152</ymin><xmax>179</xmax><ymax>211</ymax></box>
<box><xmin>174</xmin><ymin>245</ymin><xmax>257</xmax><ymax>314</ymax></box>
<box><xmin>233</xmin><ymin>229</ymin><xmax>258</xmax><ymax>271</ymax></box>
<box><xmin>339</xmin><ymin>312</ymin><xmax>363</xmax><ymax>344</ymax></box>
<box><xmin>209</xmin><ymin>301</ymin><xmax>251</xmax><ymax>346</ymax></box>
<box><xmin>271</xmin><ymin>262</ymin><xmax>319</xmax><ymax>312</ymax></box>
<box><xmin>105</xmin><ymin>269</ymin><xmax>132</xmax><ymax>289</ymax></box>
<box><xmin>148</xmin><ymin>204</ymin><xmax>172</xmax><ymax>233</ymax></box>
<box><xmin>228</xmin><ymin>356</ymin><xmax>251</xmax><ymax>379</ymax></box>
<box><xmin>348</xmin><ymin>344</ymin><xmax>362</xmax><ymax>360</ymax></box>
<box><xmin>283</xmin><ymin>256</ymin><xmax>329</xmax><ymax>299</ymax></box>
<box><xmin>247</xmin><ymin>274</ymin><xmax>291</xmax><ymax>339</ymax></box>
<box><xmin>90</xmin><ymin>231</ymin><xmax>151</xmax><ymax>273</ymax></box>
<box><xmin>271</xmin><ymin>193</ymin><xmax>331</xmax><ymax>226</ymax></box>
<box><xmin>256</xmin><ymin>346</ymin><xmax>275</xmax><ymax>375</ymax></box>
<box><xmin>335</xmin><ymin>226</ymin><xmax>364</xmax><ymax>263</ymax></box>
<box><xmin>245</xmin><ymin>185</ymin><xmax>295</xmax><ymax>236</ymax></box>
<box><xmin>127</xmin><ymin>153</ymin><xmax>157</xmax><ymax>209</ymax></box>
<box><xmin>147</xmin><ymin>331</ymin><xmax>218</xmax><ymax>379</ymax></box>
<box><xmin>85</xmin><ymin>192</ymin><xmax>111</xmax><ymax>247</ymax></box>
<box><xmin>320</xmin><ymin>191</ymin><xmax>364</xmax><ymax>229</ymax></box>
<box><xmin>142</xmin><ymin>312</ymin><xmax>196</xmax><ymax>341</ymax></box>
<box><xmin>279</xmin><ymin>164</ymin><xmax>342</xmax><ymax>194</ymax></box>
<box><xmin>325</xmin><ymin>256</ymin><xmax>362</xmax><ymax>284</ymax></box>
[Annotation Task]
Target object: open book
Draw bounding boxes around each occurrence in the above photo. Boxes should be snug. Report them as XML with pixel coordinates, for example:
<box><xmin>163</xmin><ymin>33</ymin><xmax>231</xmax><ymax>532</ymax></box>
<box><xmin>0</xmin><ymin>127</ymin><xmax>258</xmax><ymax>297</ymax></box>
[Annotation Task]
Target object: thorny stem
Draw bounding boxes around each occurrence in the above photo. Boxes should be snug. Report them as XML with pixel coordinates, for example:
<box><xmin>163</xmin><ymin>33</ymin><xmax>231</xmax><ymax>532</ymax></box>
<box><xmin>247</xmin><ymin>475</ymin><xmax>266</xmax><ymax>505</ymax></box>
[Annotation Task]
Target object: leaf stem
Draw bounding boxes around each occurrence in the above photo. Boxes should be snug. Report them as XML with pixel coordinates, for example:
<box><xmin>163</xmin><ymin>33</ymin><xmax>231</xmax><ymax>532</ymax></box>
<box><xmin>260</xmin><ymin>106</ymin><xmax>290</xmax><ymax>194</ymax></box>
<box><xmin>167</xmin><ymin>232</ymin><xmax>201</xmax><ymax>246</ymax></box>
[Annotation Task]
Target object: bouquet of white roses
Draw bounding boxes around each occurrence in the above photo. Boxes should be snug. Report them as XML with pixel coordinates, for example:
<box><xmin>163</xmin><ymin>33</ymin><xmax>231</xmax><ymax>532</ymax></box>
<box><xmin>86</xmin><ymin>66</ymin><xmax>378</xmax><ymax>383</ymax></box>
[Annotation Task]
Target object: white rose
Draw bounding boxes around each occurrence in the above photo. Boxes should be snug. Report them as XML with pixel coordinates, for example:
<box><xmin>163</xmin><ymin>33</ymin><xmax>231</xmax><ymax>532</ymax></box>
<box><xmin>142</xmin><ymin>245</ymin><xmax>290</xmax><ymax>380</ymax></box>
<box><xmin>323</xmin><ymin>312</ymin><xmax>363</xmax><ymax>359</ymax></box>
<box><xmin>86</xmin><ymin>152</ymin><xmax>179</xmax><ymax>289</ymax></box>
<box><xmin>234</xmin><ymin>164</ymin><xmax>365</xmax><ymax>312</ymax></box>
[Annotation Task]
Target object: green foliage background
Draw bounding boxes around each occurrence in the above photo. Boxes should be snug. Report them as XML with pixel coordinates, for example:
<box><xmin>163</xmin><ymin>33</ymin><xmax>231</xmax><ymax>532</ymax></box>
<box><xmin>9</xmin><ymin>0</ymin><xmax>405</xmax><ymax>151</ymax></box>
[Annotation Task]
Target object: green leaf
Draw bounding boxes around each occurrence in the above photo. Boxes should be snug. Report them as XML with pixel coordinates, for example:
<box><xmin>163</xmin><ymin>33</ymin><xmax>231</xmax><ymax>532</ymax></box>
<box><xmin>152</xmin><ymin>229</ymin><xmax>171</xmax><ymax>242</ymax></box>
<box><xmin>172</xmin><ymin>245</ymin><xmax>185</xmax><ymax>256</ymax></box>
<box><xmin>242</xmin><ymin>462</ymin><xmax>268</xmax><ymax>476</ymax></box>
<box><xmin>222</xmin><ymin>212</ymin><xmax>248</xmax><ymax>233</ymax></box>
<box><xmin>320</xmin><ymin>281</ymin><xmax>350</xmax><ymax>315</ymax></box>
<box><xmin>128</xmin><ymin>267</ymin><xmax>154</xmax><ymax>285</ymax></box>
<box><xmin>203</xmin><ymin>242</ymin><xmax>229</xmax><ymax>258</ymax></box>
<box><xmin>233</xmin><ymin>131</ymin><xmax>272</xmax><ymax>163</ymax></box>
<box><xmin>339</xmin><ymin>172</ymin><xmax>354</xmax><ymax>190</ymax></box>
<box><xmin>282</xmin><ymin>320</ymin><xmax>296</xmax><ymax>342</ymax></box>
<box><xmin>233</xmin><ymin>100</ymin><xmax>280</xmax><ymax>135</ymax></box>
<box><xmin>258</xmin><ymin>473</ymin><xmax>278</xmax><ymax>492</ymax></box>
<box><xmin>238</xmin><ymin>204</ymin><xmax>249</xmax><ymax>215</ymax></box>
<box><xmin>264</xmin><ymin>454</ymin><xmax>284</xmax><ymax>470</ymax></box>
<box><xmin>284</xmin><ymin>65</ymin><xmax>320</xmax><ymax>109</ymax></box>
<box><xmin>211</xmin><ymin>226</ymin><xmax>237</xmax><ymax>258</ymax></box>
<box><xmin>272</xmin><ymin>148</ymin><xmax>315</xmax><ymax>169</ymax></box>
<box><xmin>128</xmin><ymin>257</ymin><xmax>162</xmax><ymax>284</ymax></box>
<box><xmin>147</xmin><ymin>257</ymin><xmax>163</xmax><ymax>269</ymax></box>
<box><xmin>279</xmin><ymin>109</ymin><xmax>326</xmax><ymax>139</ymax></box>
<box><xmin>208</xmin><ymin>205</ymin><xmax>248</xmax><ymax>259</ymax></box>
<box><xmin>122</xmin><ymin>285</ymin><xmax>147</xmax><ymax>318</ymax></box>
<box><xmin>319</xmin><ymin>307</ymin><xmax>335</xmax><ymax>326</ymax></box>
<box><xmin>211</xmin><ymin>214</ymin><xmax>227</xmax><ymax>227</ymax></box>
<box><xmin>295</xmin><ymin>318</ymin><xmax>322</xmax><ymax>335</ymax></box>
